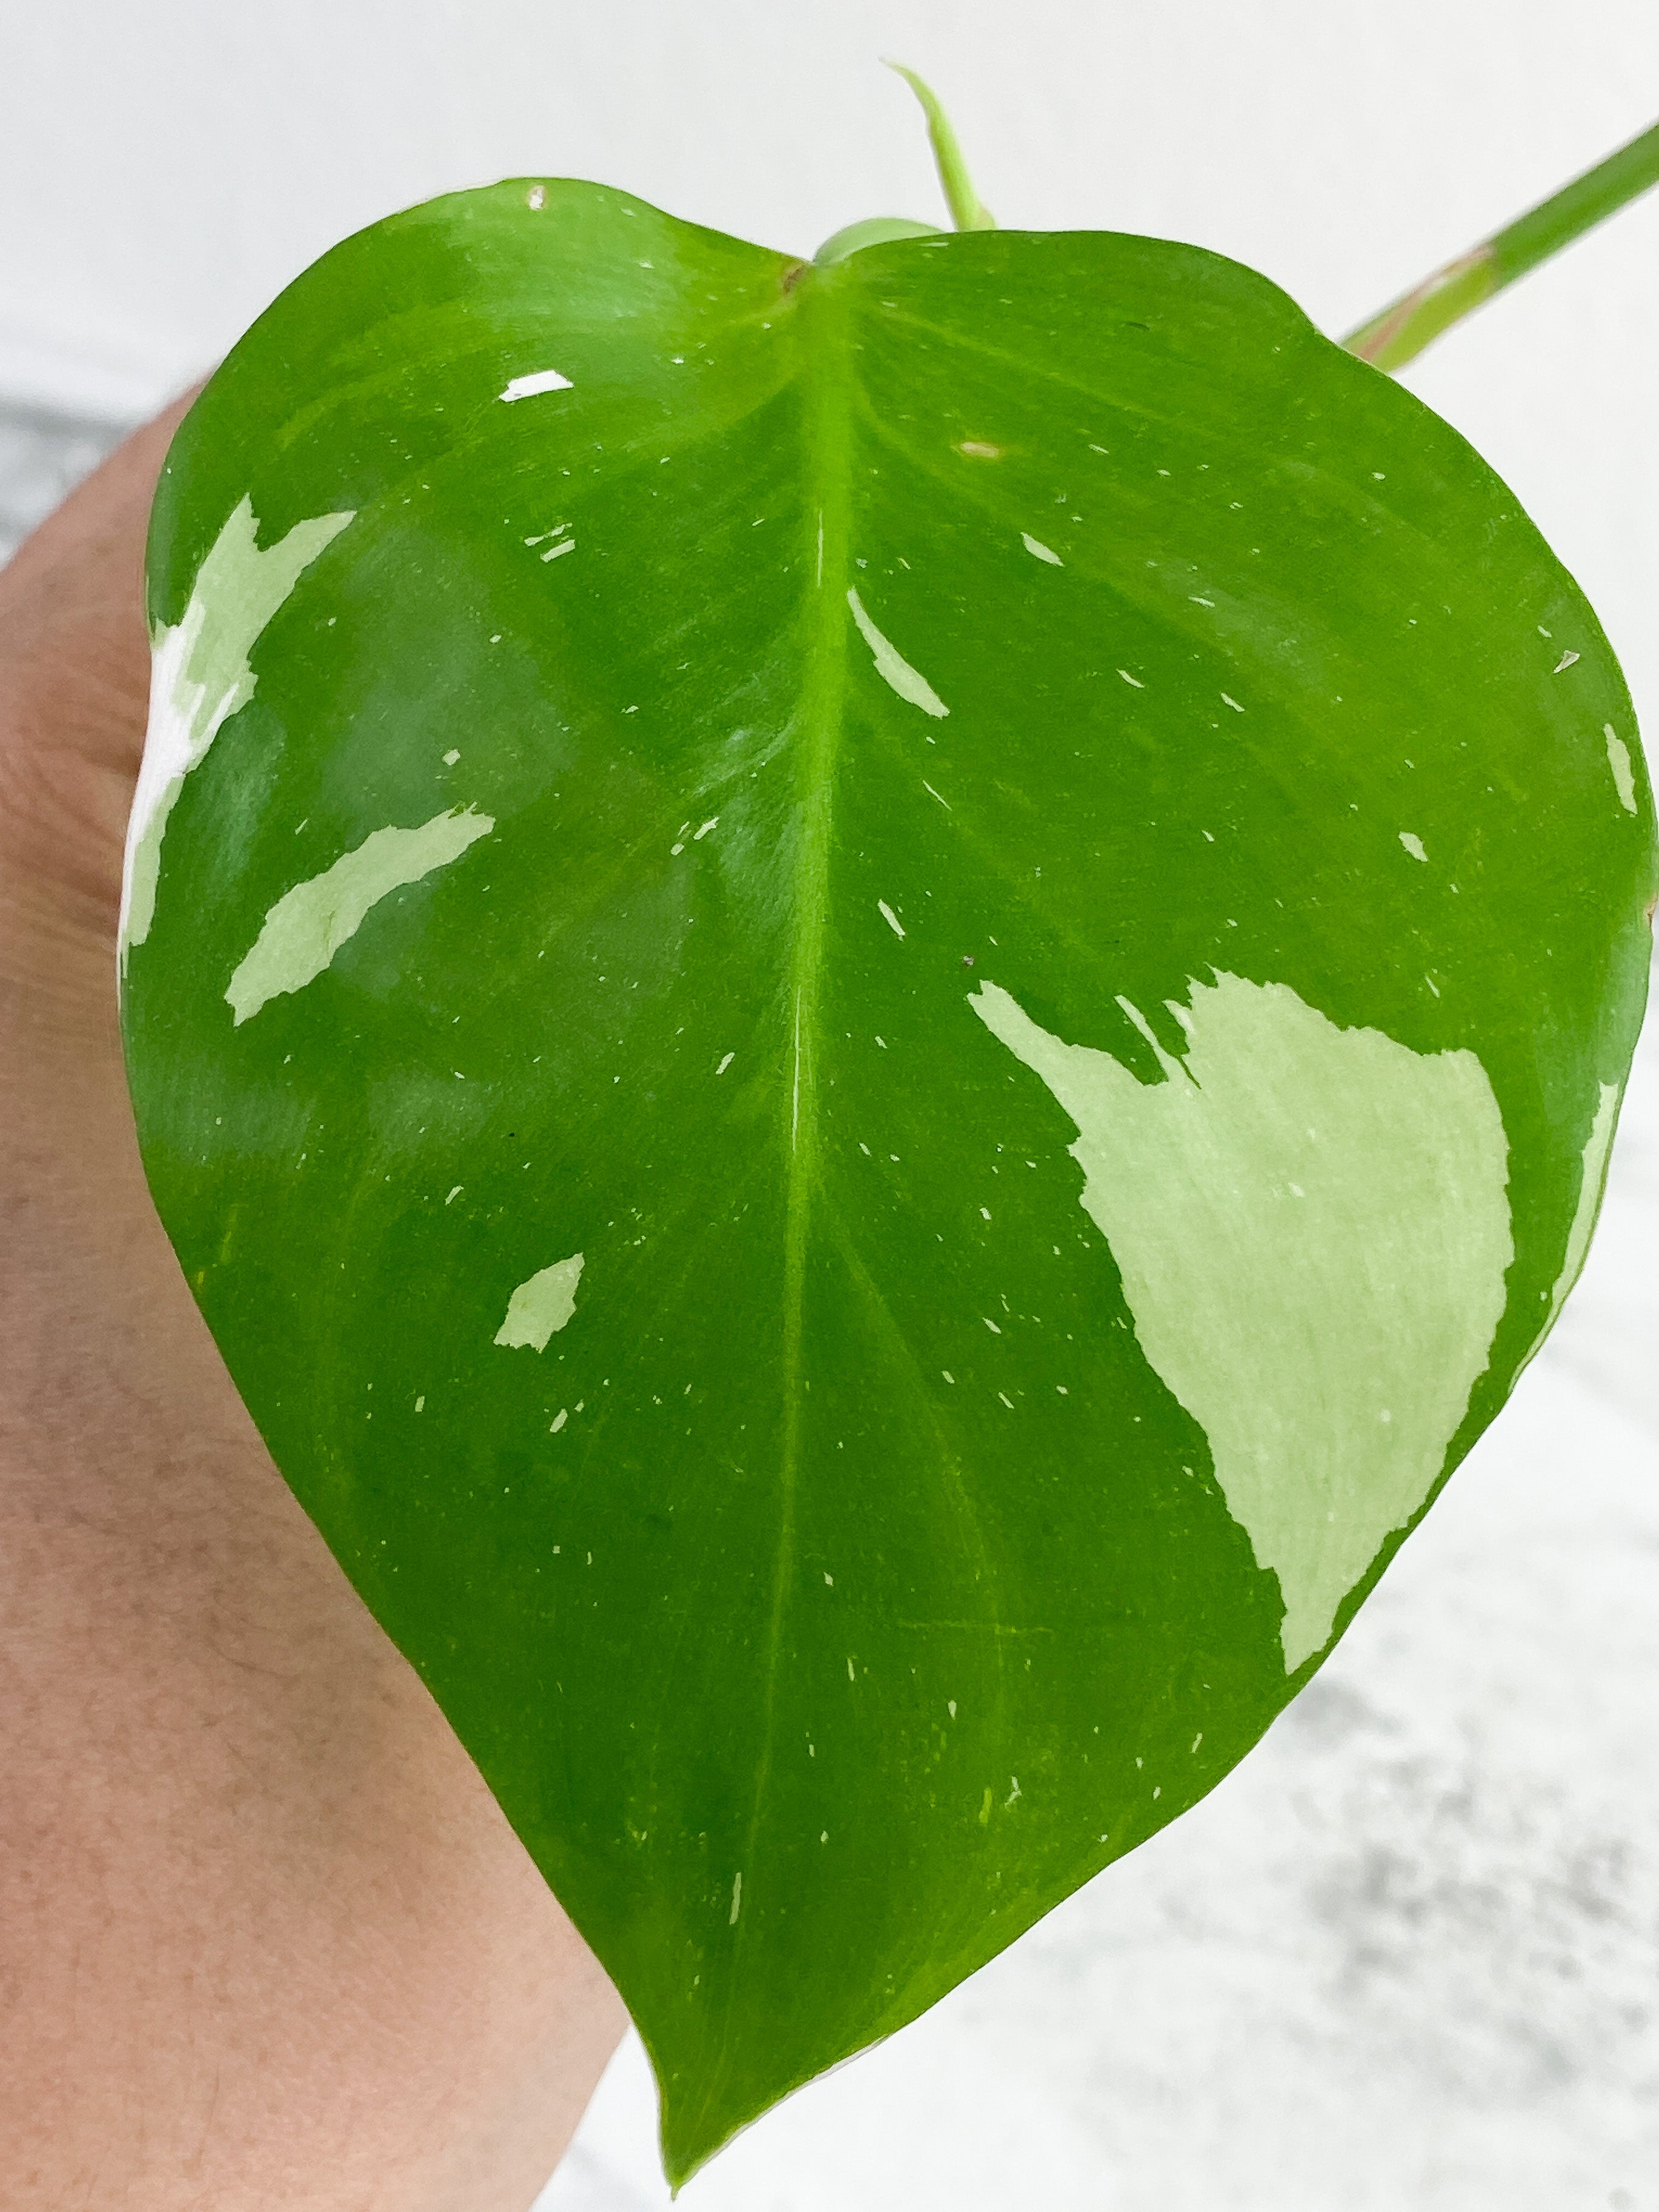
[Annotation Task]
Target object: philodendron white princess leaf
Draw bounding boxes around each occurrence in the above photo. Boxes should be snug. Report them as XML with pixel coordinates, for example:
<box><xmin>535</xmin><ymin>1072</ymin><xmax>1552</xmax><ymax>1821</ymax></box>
<box><xmin>119</xmin><ymin>176</ymin><xmax>1655</xmax><ymax>2180</ymax></box>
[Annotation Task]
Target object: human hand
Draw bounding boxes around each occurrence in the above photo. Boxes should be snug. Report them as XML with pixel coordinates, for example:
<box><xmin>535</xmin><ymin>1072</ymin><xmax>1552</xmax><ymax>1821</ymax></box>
<box><xmin>0</xmin><ymin>404</ymin><xmax>625</xmax><ymax>2210</ymax></box>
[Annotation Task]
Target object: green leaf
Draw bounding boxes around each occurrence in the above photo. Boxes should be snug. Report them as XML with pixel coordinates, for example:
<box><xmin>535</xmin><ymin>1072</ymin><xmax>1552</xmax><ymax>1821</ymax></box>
<box><xmin>120</xmin><ymin>178</ymin><xmax>1656</xmax><ymax>2183</ymax></box>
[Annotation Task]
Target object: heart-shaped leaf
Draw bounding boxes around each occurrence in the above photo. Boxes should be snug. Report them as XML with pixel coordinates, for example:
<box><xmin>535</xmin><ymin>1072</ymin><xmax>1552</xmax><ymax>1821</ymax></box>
<box><xmin>120</xmin><ymin>179</ymin><xmax>1655</xmax><ymax>2180</ymax></box>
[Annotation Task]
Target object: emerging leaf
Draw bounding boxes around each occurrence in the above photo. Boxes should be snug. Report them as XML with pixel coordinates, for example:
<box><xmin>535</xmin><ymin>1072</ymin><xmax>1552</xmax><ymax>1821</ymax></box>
<box><xmin>121</xmin><ymin>179</ymin><xmax>1656</xmax><ymax>2181</ymax></box>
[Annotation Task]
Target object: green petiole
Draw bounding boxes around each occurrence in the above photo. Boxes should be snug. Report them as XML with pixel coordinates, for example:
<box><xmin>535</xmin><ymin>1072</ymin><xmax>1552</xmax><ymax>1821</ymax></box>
<box><xmin>1343</xmin><ymin>116</ymin><xmax>1659</xmax><ymax>371</ymax></box>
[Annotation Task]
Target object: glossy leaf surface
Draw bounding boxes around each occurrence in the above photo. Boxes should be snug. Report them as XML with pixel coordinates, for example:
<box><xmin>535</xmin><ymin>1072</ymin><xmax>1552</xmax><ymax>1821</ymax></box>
<box><xmin>120</xmin><ymin>180</ymin><xmax>1656</xmax><ymax>2180</ymax></box>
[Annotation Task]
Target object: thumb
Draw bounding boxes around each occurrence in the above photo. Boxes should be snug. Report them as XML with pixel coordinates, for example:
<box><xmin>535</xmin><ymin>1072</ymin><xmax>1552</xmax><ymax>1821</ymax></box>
<box><xmin>0</xmin><ymin>394</ymin><xmax>195</xmax><ymax>1022</ymax></box>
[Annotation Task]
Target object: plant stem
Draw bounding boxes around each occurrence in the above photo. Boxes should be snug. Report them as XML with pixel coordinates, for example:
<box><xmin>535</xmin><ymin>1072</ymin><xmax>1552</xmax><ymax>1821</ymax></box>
<box><xmin>1343</xmin><ymin>117</ymin><xmax>1659</xmax><ymax>372</ymax></box>
<box><xmin>883</xmin><ymin>61</ymin><xmax>996</xmax><ymax>232</ymax></box>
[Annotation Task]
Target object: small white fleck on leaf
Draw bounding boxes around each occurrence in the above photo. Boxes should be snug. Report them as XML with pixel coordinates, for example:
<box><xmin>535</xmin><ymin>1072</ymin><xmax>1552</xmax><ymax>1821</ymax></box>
<box><xmin>1605</xmin><ymin>725</ymin><xmax>1639</xmax><ymax>814</ymax></box>
<box><xmin>1022</xmin><ymin>533</ymin><xmax>1063</xmax><ymax>565</ymax></box>
<box><xmin>878</xmin><ymin>900</ymin><xmax>906</xmax><ymax>938</ymax></box>
<box><xmin>499</xmin><ymin>367</ymin><xmax>574</xmax><ymax>403</ymax></box>
<box><xmin>1399</xmin><ymin>831</ymin><xmax>1428</xmax><ymax>862</ymax></box>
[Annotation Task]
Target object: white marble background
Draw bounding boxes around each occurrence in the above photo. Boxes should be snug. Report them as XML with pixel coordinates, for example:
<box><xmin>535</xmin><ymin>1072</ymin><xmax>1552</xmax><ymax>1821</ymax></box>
<box><xmin>2</xmin><ymin>1</ymin><xmax>1655</xmax><ymax>2202</ymax></box>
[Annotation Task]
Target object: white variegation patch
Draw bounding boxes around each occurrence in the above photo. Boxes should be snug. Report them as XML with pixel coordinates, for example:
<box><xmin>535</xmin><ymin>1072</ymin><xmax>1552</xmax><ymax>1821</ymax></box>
<box><xmin>970</xmin><ymin>972</ymin><xmax>1512</xmax><ymax>1671</ymax></box>
<box><xmin>1521</xmin><ymin>1080</ymin><xmax>1622</xmax><ymax>1367</ymax></box>
<box><xmin>846</xmin><ymin>587</ymin><xmax>949</xmax><ymax>719</ymax></box>
<box><xmin>499</xmin><ymin>367</ymin><xmax>574</xmax><ymax>401</ymax></box>
<box><xmin>121</xmin><ymin>497</ymin><xmax>354</xmax><ymax>968</ymax></box>
<box><xmin>225</xmin><ymin>808</ymin><xmax>495</xmax><ymax>1024</ymax></box>
<box><xmin>1604</xmin><ymin>725</ymin><xmax>1639</xmax><ymax>815</ymax></box>
<box><xmin>496</xmin><ymin>1254</ymin><xmax>585</xmax><ymax>1351</ymax></box>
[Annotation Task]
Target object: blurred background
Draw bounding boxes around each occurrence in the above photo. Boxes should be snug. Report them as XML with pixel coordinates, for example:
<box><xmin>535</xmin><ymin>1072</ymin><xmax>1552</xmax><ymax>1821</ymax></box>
<box><xmin>2</xmin><ymin>2</ymin><xmax>1655</xmax><ymax>2205</ymax></box>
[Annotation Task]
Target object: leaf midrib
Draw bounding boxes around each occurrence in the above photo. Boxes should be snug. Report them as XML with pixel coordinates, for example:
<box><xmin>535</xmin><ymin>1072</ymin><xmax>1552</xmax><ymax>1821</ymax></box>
<box><xmin>715</xmin><ymin>270</ymin><xmax>854</xmax><ymax>2052</ymax></box>
<box><xmin>780</xmin><ymin>276</ymin><xmax>854</xmax><ymax>1507</ymax></box>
